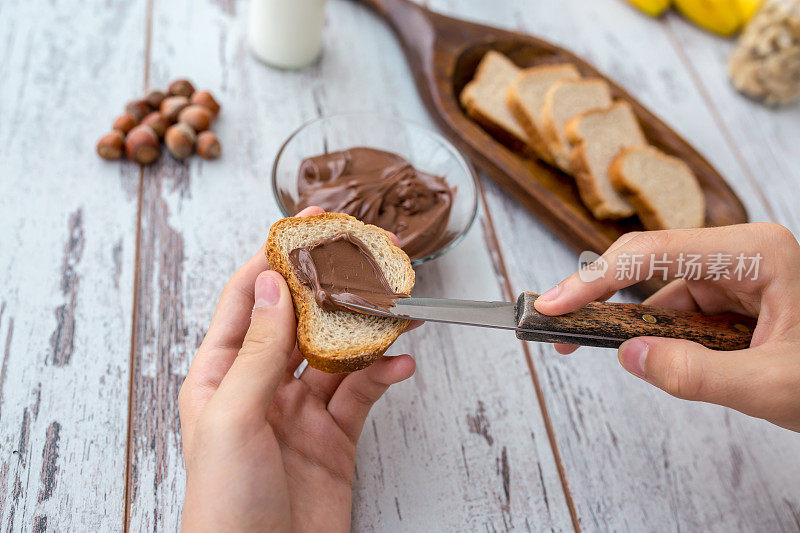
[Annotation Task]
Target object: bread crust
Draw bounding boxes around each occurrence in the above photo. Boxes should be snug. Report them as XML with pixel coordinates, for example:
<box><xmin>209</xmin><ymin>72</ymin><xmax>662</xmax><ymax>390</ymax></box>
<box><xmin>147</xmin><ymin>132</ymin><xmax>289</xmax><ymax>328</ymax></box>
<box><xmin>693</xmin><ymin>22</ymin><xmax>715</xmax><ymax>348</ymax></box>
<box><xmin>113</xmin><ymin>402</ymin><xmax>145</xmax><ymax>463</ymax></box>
<box><xmin>539</xmin><ymin>82</ymin><xmax>570</xmax><ymax>171</ymax></box>
<box><xmin>609</xmin><ymin>149</ymin><xmax>665</xmax><ymax>229</ymax></box>
<box><xmin>505</xmin><ymin>64</ymin><xmax>581</xmax><ymax>165</ymax></box>
<box><xmin>564</xmin><ymin>103</ymin><xmax>639</xmax><ymax>220</ymax></box>
<box><xmin>266</xmin><ymin>213</ymin><xmax>415</xmax><ymax>373</ymax></box>
<box><xmin>463</xmin><ymin>103</ymin><xmax>535</xmax><ymax>158</ymax></box>
<box><xmin>609</xmin><ymin>146</ymin><xmax>706</xmax><ymax>230</ymax></box>
<box><xmin>506</xmin><ymin>82</ymin><xmax>556</xmax><ymax>164</ymax></box>
<box><xmin>569</xmin><ymin>143</ymin><xmax>627</xmax><ymax>219</ymax></box>
<box><xmin>540</xmin><ymin>78</ymin><xmax>612</xmax><ymax>172</ymax></box>
<box><xmin>459</xmin><ymin>51</ymin><xmax>535</xmax><ymax>158</ymax></box>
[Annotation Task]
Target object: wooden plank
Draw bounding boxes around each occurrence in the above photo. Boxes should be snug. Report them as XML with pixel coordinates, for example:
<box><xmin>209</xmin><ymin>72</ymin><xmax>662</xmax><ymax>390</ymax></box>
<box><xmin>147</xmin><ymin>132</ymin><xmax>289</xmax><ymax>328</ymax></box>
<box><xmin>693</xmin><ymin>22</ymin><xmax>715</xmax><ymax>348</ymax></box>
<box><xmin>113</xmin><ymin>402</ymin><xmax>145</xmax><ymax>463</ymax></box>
<box><xmin>462</xmin><ymin>0</ymin><xmax>800</xmax><ymax>530</ymax></box>
<box><xmin>0</xmin><ymin>0</ymin><xmax>145</xmax><ymax>530</ymax></box>
<box><xmin>126</xmin><ymin>0</ymin><xmax>573</xmax><ymax>530</ymax></box>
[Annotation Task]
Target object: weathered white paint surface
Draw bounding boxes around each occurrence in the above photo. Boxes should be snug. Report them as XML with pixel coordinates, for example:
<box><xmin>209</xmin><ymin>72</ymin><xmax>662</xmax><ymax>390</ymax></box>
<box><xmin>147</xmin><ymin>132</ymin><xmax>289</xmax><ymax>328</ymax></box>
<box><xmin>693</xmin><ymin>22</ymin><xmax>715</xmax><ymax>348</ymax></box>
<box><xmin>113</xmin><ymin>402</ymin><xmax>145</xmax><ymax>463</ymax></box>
<box><xmin>1</xmin><ymin>0</ymin><xmax>799</xmax><ymax>531</ymax></box>
<box><xmin>0</xmin><ymin>1</ymin><xmax>144</xmax><ymax>531</ymax></box>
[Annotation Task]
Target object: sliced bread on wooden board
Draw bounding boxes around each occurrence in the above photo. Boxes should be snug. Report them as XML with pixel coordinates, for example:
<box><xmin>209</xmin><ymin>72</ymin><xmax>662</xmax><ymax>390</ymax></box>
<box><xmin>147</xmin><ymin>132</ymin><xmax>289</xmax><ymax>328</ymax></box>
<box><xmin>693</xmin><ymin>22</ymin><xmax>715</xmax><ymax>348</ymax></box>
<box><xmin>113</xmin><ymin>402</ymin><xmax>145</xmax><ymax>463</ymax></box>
<box><xmin>610</xmin><ymin>145</ymin><xmax>706</xmax><ymax>230</ymax></box>
<box><xmin>459</xmin><ymin>51</ymin><xmax>532</xmax><ymax>155</ymax></box>
<box><xmin>267</xmin><ymin>213</ymin><xmax>415</xmax><ymax>373</ymax></box>
<box><xmin>540</xmin><ymin>78</ymin><xmax>613</xmax><ymax>172</ymax></box>
<box><xmin>565</xmin><ymin>101</ymin><xmax>646</xmax><ymax>220</ymax></box>
<box><xmin>506</xmin><ymin>63</ymin><xmax>581</xmax><ymax>164</ymax></box>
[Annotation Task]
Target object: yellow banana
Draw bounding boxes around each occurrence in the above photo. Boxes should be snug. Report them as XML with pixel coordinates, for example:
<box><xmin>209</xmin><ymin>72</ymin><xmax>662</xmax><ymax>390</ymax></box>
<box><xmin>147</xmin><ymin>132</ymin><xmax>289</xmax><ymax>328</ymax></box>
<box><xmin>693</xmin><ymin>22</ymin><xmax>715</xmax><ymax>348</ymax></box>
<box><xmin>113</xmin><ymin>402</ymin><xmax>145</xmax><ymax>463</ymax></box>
<box><xmin>624</xmin><ymin>0</ymin><xmax>761</xmax><ymax>34</ymax></box>
<box><xmin>675</xmin><ymin>0</ymin><xmax>743</xmax><ymax>36</ymax></box>
<box><xmin>673</xmin><ymin>0</ymin><xmax>743</xmax><ymax>36</ymax></box>
<box><xmin>735</xmin><ymin>0</ymin><xmax>762</xmax><ymax>23</ymax></box>
<box><xmin>625</xmin><ymin>0</ymin><xmax>672</xmax><ymax>16</ymax></box>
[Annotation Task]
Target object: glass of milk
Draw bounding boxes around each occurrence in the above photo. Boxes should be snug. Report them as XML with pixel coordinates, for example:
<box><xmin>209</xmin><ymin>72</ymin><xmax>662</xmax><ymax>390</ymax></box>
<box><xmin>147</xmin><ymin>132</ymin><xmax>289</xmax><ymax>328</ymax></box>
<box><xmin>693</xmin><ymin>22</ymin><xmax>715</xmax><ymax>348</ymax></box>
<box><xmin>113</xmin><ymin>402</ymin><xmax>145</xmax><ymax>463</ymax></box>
<box><xmin>248</xmin><ymin>0</ymin><xmax>328</xmax><ymax>69</ymax></box>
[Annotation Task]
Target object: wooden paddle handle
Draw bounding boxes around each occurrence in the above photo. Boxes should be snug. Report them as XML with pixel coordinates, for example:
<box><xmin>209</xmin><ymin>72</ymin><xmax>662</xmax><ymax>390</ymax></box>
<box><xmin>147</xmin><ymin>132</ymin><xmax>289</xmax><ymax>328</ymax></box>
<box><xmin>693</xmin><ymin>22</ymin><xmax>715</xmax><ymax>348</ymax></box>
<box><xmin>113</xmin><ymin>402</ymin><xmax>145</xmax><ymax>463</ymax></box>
<box><xmin>353</xmin><ymin>0</ymin><xmax>426</xmax><ymax>18</ymax></box>
<box><xmin>352</xmin><ymin>0</ymin><xmax>396</xmax><ymax>15</ymax></box>
<box><xmin>515</xmin><ymin>292</ymin><xmax>755</xmax><ymax>350</ymax></box>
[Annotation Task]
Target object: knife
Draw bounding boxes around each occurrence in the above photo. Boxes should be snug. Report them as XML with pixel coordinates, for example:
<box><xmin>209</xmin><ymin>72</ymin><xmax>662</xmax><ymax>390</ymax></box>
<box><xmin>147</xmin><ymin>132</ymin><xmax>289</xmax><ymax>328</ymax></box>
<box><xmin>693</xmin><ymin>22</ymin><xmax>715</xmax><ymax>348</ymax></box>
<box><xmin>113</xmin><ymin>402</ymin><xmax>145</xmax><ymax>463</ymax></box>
<box><xmin>345</xmin><ymin>292</ymin><xmax>755</xmax><ymax>350</ymax></box>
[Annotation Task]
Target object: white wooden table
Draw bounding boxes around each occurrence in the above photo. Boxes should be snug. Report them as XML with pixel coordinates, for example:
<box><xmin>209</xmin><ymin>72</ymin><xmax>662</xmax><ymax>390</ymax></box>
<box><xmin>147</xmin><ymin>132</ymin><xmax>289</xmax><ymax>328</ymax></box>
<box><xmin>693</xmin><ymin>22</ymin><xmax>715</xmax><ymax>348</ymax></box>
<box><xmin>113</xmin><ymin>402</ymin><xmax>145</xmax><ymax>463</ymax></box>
<box><xmin>1</xmin><ymin>0</ymin><xmax>799</xmax><ymax>531</ymax></box>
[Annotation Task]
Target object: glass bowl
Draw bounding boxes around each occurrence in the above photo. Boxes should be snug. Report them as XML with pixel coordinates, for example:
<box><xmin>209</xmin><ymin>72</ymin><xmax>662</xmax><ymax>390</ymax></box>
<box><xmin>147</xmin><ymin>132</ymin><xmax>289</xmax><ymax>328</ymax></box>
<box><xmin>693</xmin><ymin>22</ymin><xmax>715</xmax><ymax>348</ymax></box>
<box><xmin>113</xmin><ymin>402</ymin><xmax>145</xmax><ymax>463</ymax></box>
<box><xmin>271</xmin><ymin>112</ymin><xmax>479</xmax><ymax>265</ymax></box>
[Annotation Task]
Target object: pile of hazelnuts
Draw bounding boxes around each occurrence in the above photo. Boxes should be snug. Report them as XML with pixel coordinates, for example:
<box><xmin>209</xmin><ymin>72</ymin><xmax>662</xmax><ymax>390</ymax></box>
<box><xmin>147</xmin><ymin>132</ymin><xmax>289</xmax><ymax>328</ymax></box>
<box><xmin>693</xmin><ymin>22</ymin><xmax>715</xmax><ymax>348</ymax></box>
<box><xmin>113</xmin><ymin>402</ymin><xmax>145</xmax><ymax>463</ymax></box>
<box><xmin>96</xmin><ymin>79</ymin><xmax>221</xmax><ymax>164</ymax></box>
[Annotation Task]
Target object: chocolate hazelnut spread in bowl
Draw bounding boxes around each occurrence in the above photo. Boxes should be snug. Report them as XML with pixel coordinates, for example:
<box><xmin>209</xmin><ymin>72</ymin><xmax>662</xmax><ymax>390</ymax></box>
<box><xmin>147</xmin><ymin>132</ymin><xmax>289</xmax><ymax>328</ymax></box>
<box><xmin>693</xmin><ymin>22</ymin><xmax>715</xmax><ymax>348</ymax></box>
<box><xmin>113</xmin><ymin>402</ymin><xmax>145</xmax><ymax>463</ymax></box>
<box><xmin>272</xmin><ymin>113</ymin><xmax>478</xmax><ymax>264</ymax></box>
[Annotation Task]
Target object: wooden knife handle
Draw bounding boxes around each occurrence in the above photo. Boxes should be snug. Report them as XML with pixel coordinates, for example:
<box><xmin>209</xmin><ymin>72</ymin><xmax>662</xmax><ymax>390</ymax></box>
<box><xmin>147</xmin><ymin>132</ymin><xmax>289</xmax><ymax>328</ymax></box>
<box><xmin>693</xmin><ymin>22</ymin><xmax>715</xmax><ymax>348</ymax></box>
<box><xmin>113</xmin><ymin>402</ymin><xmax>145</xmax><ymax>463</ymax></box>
<box><xmin>515</xmin><ymin>292</ymin><xmax>755</xmax><ymax>350</ymax></box>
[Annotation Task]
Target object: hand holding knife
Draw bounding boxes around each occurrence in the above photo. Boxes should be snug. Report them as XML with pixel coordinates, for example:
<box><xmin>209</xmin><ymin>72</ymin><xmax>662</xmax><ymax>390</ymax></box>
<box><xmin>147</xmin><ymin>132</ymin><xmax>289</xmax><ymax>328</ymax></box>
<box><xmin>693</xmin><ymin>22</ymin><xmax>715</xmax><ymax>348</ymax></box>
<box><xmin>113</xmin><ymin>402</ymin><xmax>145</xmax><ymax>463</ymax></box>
<box><xmin>347</xmin><ymin>292</ymin><xmax>755</xmax><ymax>351</ymax></box>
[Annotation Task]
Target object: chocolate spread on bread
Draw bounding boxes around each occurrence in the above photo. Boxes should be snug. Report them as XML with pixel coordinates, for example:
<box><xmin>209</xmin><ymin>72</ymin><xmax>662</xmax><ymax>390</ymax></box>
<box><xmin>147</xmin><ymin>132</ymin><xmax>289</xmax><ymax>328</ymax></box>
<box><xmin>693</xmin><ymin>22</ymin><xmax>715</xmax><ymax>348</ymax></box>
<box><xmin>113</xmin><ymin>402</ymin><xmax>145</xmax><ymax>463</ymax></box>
<box><xmin>288</xmin><ymin>233</ymin><xmax>408</xmax><ymax>313</ymax></box>
<box><xmin>292</xmin><ymin>147</ymin><xmax>454</xmax><ymax>259</ymax></box>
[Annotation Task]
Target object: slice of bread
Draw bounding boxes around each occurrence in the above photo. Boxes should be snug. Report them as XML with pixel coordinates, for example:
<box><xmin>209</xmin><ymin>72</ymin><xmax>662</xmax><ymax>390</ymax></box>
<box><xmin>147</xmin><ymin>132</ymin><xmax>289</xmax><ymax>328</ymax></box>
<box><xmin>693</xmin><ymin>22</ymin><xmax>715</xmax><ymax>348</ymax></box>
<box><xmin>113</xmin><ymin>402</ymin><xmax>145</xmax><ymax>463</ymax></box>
<box><xmin>460</xmin><ymin>51</ymin><xmax>531</xmax><ymax>154</ymax></box>
<box><xmin>506</xmin><ymin>63</ymin><xmax>581</xmax><ymax>164</ymax></box>
<box><xmin>267</xmin><ymin>213</ymin><xmax>415</xmax><ymax>373</ymax></box>
<box><xmin>540</xmin><ymin>78</ymin><xmax>613</xmax><ymax>171</ymax></box>
<box><xmin>610</xmin><ymin>146</ymin><xmax>706</xmax><ymax>230</ymax></box>
<box><xmin>565</xmin><ymin>101</ymin><xmax>646</xmax><ymax>219</ymax></box>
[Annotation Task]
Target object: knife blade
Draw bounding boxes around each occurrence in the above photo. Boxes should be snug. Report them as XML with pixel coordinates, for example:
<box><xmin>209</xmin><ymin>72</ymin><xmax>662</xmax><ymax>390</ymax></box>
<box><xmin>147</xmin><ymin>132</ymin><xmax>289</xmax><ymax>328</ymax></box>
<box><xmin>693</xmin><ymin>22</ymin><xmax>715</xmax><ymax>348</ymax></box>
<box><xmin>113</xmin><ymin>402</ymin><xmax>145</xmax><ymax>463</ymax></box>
<box><xmin>343</xmin><ymin>292</ymin><xmax>756</xmax><ymax>351</ymax></box>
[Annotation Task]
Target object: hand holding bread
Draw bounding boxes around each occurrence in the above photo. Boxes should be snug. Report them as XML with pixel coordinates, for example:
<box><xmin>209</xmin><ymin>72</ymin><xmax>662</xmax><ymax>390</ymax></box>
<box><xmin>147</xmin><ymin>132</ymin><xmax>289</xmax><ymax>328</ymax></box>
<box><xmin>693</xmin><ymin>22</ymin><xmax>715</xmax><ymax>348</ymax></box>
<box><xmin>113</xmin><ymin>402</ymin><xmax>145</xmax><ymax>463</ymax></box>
<box><xmin>267</xmin><ymin>212</ymin><xmax>416</xmax><ymax>373</ymax></box>
<box><xmin>179</xmin><ymin>206</ymin><xmax>417</xmax><ymax>531</ymax></box>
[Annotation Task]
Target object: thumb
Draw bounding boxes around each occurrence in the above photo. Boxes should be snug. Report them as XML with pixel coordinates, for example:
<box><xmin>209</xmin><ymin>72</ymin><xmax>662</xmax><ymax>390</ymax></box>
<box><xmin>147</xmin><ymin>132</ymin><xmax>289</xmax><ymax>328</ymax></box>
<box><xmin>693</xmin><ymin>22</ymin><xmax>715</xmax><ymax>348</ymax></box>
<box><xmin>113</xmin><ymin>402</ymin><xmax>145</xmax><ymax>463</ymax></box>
<box><xmin>618</xmin><ymin>337</ymin><xmax>748</xmax><ymax>404</ymax></box>
<box><xmin>211</xmin><ymin>270</ymin><xmax>296</xmax><ymax>417</ymax></box>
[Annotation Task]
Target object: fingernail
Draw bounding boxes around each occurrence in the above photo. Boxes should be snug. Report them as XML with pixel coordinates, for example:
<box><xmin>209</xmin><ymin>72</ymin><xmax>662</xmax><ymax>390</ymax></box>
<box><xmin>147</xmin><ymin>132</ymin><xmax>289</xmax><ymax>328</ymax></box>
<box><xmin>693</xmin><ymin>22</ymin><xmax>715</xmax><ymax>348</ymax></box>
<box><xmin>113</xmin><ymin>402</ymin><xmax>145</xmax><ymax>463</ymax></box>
<box><xmin>539</xmin><ymin>285</ymin><xmax>560</xmax><ymax>301</ymax></box>
<box><xmin>619</xmin><ymin>339</ymin><xmax>649</xmax><ymax>378</ymax></box>
<box><xmin>254</xmin><ymin>272</ymin><xmax>280</xmax><ymax>308</ymax></box>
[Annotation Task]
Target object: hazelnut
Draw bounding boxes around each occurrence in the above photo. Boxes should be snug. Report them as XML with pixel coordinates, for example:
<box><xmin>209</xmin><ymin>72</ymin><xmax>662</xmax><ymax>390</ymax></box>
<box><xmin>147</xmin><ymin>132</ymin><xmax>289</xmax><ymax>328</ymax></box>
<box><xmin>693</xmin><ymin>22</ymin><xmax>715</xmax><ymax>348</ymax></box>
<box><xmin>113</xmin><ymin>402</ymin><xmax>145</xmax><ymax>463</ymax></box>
<box><xmin>125</xmin><ymin>99</ymin><xmax>151</xmax><ymax>121</ymax></box>
<box><xmin>96</xmin><ymin>131</ymin><xmax>125</xmax><ymax>160</ymax></box>
<box><xmin>112</xmin><ymin>113</ymin><xmax>138</xmax><ymax>134</ymax></box>
<box><xmin>196</xmin><ymin>131</ymin><xmax>221</xmax><ymax>159</ymax></box>
<box><xmin>178</xmin><ymin>104</ymin><xmax>213</xmax><ymax>132</ymax></box>
<box><xmin>141</xmin><ymin>111</ymin><xmax>168</xmax><ymax>138</ymax></box>
<box><xmin>144</xmin><ymin>88</ymin><xmax>166</xmax><ymax>108</ymax></box>
<box><xmin>190</xmin><ymin>91</ymin><xmax>220</xmax><ymax>116</ymax></box>
<box><xmin>165</xmin><ymin>123</ymin><xmax>196</xmax><ymax>159</ymax></box>
<box><xmin>125</xmin><ymin>125</ymin><xmax>161</xmax><ymax>164</ymax></box>
<box><xmin>168</xmin><ymin>79</ymin><xmax>195</xmax><ymax>97</ymax></box>
<box><xmin>160</xmin><ymin>95</ymin><xmax>190</xmax><ymax>123</ymax></box>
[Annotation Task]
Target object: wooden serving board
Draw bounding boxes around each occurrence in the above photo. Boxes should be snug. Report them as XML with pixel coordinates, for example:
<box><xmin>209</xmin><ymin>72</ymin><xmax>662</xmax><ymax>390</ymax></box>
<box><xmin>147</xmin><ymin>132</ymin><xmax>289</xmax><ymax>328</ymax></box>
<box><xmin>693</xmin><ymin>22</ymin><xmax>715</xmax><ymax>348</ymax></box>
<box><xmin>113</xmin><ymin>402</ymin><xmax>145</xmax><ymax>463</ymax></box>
<box><xmin>356</xmin><ymin>0</ymin><xmax>748</xmax><ymax>289</ymax></box>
